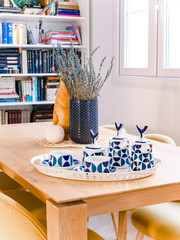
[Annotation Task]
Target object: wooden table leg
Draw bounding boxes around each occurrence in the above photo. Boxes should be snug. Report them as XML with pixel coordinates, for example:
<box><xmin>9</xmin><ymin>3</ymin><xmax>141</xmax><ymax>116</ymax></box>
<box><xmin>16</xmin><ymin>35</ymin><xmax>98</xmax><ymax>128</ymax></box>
<box><xmin>46</xmin><ymin>199</ymin><xmax>87</xmax><ymax>240</ymax></box>
<box><xmin>117</xmin><ymin>211</ymin><xmax>128</xmax><ymax>240</ymax></box>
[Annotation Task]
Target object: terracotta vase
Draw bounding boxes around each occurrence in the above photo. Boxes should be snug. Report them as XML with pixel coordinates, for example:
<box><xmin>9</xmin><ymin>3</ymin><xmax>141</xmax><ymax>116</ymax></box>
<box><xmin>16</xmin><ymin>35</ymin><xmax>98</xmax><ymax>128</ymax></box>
<box><xmin>53</xmin><ymin>81</ymin><xmax>70</xmax><ymax>140</ymax></box>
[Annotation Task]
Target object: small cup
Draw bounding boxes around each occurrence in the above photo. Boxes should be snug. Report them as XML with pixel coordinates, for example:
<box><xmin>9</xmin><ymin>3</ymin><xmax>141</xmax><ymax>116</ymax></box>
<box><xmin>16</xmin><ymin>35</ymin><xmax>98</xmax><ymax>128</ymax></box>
<box><xmin>82</xmin><ymin>145</ymin><xmax>106</xmax><ymax>159</ymax></box>
<box><xmin>84</xmin><ymin>156</ymin><xmax>111</xmax><ymax>173</ymax></box>
<box><xmin>49</xmin><ymin>150</ymin><xmax>73</xmax><ymax>167</ymax></box>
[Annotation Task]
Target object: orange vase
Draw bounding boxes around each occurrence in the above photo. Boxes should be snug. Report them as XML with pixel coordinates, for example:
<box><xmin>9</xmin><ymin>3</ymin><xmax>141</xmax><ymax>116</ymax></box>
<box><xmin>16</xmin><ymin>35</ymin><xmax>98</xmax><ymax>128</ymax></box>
<box><xmin>53</xmin><ymin>81</ymin><xmax>70</xmax><ymax>140</ymax></box>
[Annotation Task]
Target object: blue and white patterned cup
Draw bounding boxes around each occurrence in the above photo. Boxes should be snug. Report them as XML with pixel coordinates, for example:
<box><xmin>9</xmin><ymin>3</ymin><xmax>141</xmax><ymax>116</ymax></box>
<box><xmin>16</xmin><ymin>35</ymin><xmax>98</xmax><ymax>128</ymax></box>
<box><xmin>82</xmin><ymin>145</ymin><xmax>106</xmax><ymax>161</ymax></box>
<box><xmin>84</xmin><ymin>156</ymin><xmax>111</xmax><ymax>173</ymax></box>
<box><xmin>82</xmin><ymin>130</ymin><xmax>106</xmax><ymax>165</ymax></box>
<box><xmin>49</xmin><ymin>150</ymin><xmax>73</xmax><ymax>167</ymax></box>
<box><xmin>130</xmin><ymin>125</ymin><xmax>154</xmax><ymax>171</ymax></box>
<box><xmin>108</xmin><ymin>123</ymin><xmax>130</xmax><ymax>168</ymax></box>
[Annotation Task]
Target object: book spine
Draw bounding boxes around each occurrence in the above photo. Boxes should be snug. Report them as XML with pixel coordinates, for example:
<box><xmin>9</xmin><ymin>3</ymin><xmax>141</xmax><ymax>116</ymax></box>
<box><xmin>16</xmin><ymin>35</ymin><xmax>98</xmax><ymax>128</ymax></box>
<box><xmin>19</xmin><ymin>48</ymin><xmax>22</xmax><ymax>73</ymax></box>
<box><xmin>17</xmin><ymin>110</ymin><xmax>21</xmax><ymax>123</ymax></box>
<box><xmin>35</xmin><ymin>50</ymin><xmax>39</xmax><ymax>73</ymax></box>
<box><xmin>32</xmin><ymin>77</ymin><xmax>35</xmax><ymax>102</ymax></box>
<box><xmin>31</xmin><ymin>50</ymin><xmax>35</xmax><ymax>73</ymax></box>
<box><xmin>7</xmin><ymin>23</ymin><xmax>13</xmax><ymax>44</ymax></box>
<box><xmin>0</xmin><ymin>22</ymin><xmax>2</xmax><ymax>44</ymax></box>
<box><xmin>49</xmin><ymin>50</ymin><xmax>52</xmax><ymax>73</ymax></box>
<box><xmin>42</xmin><ymin>51</ymin><xmax>47</xmax><ymax>73</ymax></box>
<box><xmin>38</xmin><ymin>77</ymin><xmax>41</xmax><ymax>101</ymax></box>
<box><xmin>5</xmin><ymin>111</ymin><xmax>8</xmax><ymax>124</ymax></box>
<box><xmin>2</xmin><ymin>22</ymin><xmax>8</xmax><ymax>44</ymax></box>
<box><xmin>22</xmin><ymin>50</ymin><xmax>28</xmax><ymax>73</ymax></box>
<box><xmin>19</xmin><ymin>24</ymin><xmax>27</xmax><ymax>45</ymax></box>
<box><xmin>46</xmin><ymin>50</ymin><xmax>50</xmax><ymax>73</ymax></box>
<box><xmin>35</xmin><ymin>76</ymin><xmax>38</xmax><ymax>101</ymax></box>
<box><xmin>51</xmin><ymin>48</ymin><xmax>55</xmax><ymax>72</ymax></box>
<box><xmin>8</xmin><ymin>110</ymin><xmax>11</xmax><ymax>124</ymax></box>
<box><xmin>39</xmin><ymin>50</ymin><xmax>42</xmax><ymax>73</ymax></box>
<box><xmin>27</xmin><ymin>50</ymin><xmax>30</xmax><ymax>73</ymax></box>
<box><xmin>40</xmin><ymin>77</ymin><xmax>44</xmax><ymax>101</ymax></box>
<box><xmin>13</xmin><ymin>24</ymin><xmax>19</xmax><ymax>44</ymax></box>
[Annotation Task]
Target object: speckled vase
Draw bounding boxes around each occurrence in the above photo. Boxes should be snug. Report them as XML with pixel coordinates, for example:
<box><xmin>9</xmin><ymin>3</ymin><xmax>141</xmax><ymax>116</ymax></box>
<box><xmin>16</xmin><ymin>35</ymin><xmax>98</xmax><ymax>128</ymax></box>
<box><xmin>70</xmin><ymin>99</ymin><xmax>98</xmax><ymax>144</ymax></box>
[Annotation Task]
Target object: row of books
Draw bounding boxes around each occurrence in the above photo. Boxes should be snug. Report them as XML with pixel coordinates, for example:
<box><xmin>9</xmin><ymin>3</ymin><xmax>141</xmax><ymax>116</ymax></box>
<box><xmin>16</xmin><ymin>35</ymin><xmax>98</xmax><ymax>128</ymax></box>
<box><xmin>43</xmin><ymin>26</ymin><xmax>81</xmax><ymax>45</ymax></box>
<box><xmin>57</xmin><ymin>1</ymin><xmax>80</xmax><ymax>17</ymax></box>
<box><xmin>0</xmin><ymin>76</ymin><xmax>19</xmax><ymax>102</ymax></box>
<box><xmin>0</xmin><ymin>109</ymin><xmax>30</xmax><ymax>125</ymax></box>
<box><xmin>0</xmin><ymin>23</ymin><xmax>31</xmax><ymax>45</ymax></box>
<box><xmin>16</xmin><ymin>77</ymin><xmax>60</xmax><ymax>102</ymax></box>
<box><xmin>31</xmin><ymin>104</ymin><xmax>53</xmax><ymax>122</ymax></box>
<box><xmin>24</xmin><ymin>50</ymin><xmax>55</xmax><ymax>73</ymax></box>
<box><xmin>0</xmin><ymin>48</ymin><xmax>21</xmax><ymax>73</ymax></box>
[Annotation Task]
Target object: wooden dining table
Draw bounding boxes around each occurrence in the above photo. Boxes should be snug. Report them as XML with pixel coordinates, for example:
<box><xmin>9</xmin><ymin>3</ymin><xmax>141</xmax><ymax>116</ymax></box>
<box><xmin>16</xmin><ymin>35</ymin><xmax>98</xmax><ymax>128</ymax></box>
<box><xmin>0</xmin><ymin>122</ymin><xmax>180</xmax><ymax>240</ymax></box>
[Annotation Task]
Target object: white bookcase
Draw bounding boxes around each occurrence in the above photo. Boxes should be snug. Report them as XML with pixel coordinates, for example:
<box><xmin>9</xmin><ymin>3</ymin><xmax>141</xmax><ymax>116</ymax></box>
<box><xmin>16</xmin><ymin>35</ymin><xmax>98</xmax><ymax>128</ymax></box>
<box><xmin>0</xmin><ymin>0</ymin><xmax>89</xmax><ymax>108</ymax></box>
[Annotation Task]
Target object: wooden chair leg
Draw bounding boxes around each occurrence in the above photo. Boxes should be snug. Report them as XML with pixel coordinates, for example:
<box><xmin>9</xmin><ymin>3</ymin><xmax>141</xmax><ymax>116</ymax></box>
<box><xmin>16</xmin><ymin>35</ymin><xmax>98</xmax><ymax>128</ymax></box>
<box><xmin>124</xmin><ymin>212</ymin><xmax>128</xmax><ymax>240</ymax></box>
<box><xmin>111</xmin><ymin>212</ymin><xmax>118</xmax><ymax>238</ymax></box>
<box><xmin>117</xmin><ymin>211</ymin><xmax>128</xmax><ymax>240</ymax></box>
<box><xmin>136</xmin><ymin>231</ymin><xmax>144</xmax><ymax>240</ymax></box>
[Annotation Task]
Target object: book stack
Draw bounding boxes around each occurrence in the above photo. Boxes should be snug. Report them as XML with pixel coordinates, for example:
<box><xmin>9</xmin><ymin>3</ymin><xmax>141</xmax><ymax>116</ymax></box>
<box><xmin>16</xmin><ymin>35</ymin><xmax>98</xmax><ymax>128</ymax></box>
<box><xmin>57</xmin><ymin>1</ymin><xmax>81</xmax><ymax>17</ymax></box>
<box><xmin>21</xmin><ymin>5</ymin><xmax>44</xmax><ymax>15</ymax></box>
<box><xmin>31</xmin><ymin>104</ymin><xmax>54</xmax><ymax>122</ymax></box>
<box><xmin>0</xmin><ymin>109</ymin><xmax>30</xmax><ymax>125</ymax></box>
<box><xmin>23</xmin><ymin>49</ymin><xmax>55</xmax><ymax>73</ymax></box>
<box><xmin>0</xmin><ymin>22</ymin><xmax>28</xmax><ymax>44</ymax></box>
<box><xmin>0</xmin><ymin>77</ymin><xmax>19</xmax><ymax>102</ymax></box>
<box><xmin>0</xmin><ymin>48</ymin><xmax>21</xmax><ymax>74</ymax></box>
<box><xmin>45</xmin><ymin>76</ymin><xmax>60</xmax><ymax>101</ymax></box>
<box><xmin>16</xmin><ymin>77</ymin><xmax>45</xmax><ymax>102</ymax></box>
<box><xmin>44</xmin><ymin>29</ymin><xmax>79</xmax><ymax>45</ymax></box>
<box><xmin>0</xmin><ymin>6</ymin><xmax>21</xmax><ymax>14</ymax></box>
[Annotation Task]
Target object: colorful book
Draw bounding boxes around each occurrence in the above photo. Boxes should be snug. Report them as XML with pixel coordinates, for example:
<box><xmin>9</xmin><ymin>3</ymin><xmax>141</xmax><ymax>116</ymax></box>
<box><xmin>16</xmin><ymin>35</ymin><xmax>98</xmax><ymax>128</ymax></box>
<box><xmin>2</xmin><ymin>22</ymin><xmax>8</xmax><ymax>44</ymax></box>
<box><xmin>7</xmin><ymin>23</ymin><xmax>13</xmax><ymax>44</ymax></box>
<box><xmin>66</xmin><ymin>25</ymin><xmax>82</xmax><ymax>45</ymax></box>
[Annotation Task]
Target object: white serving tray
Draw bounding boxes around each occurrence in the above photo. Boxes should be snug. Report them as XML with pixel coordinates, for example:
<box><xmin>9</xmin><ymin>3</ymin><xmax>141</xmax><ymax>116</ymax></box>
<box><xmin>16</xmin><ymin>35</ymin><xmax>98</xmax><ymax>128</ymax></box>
<box><xmin>31</xmin><ymin>153</ymin><xmax>161</xmax><ymax>182</ymax></box>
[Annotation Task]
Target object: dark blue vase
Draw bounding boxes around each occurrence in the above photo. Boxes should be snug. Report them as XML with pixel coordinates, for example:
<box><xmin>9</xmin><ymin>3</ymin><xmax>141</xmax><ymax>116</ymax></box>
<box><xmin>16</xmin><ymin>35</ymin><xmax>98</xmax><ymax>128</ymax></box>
<box><xmin>70</xmin><ymin>99</ymin><xmax>98</xmax><ymax>144</ymax></box>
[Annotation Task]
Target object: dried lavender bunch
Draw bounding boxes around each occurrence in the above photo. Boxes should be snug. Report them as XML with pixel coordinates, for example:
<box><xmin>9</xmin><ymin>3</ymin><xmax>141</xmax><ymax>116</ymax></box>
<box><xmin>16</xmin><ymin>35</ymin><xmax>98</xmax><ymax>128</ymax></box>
<box><xmin>55</xmin><ymin>43</ymin><xmax>114</xmax><ymax>100</ymax></box>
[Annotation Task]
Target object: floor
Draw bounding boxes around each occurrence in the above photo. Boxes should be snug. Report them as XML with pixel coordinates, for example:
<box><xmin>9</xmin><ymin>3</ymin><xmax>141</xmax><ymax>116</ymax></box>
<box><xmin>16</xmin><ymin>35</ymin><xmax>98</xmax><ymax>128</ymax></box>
<box><xmin>88</xmin><ymin>212</ymin><xmax>152</xmax><ymax>240</ymax></box>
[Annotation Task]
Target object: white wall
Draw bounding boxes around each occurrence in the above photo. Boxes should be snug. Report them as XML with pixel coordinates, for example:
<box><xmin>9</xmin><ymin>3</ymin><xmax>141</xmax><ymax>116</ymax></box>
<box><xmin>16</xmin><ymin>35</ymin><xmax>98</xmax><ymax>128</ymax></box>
<box><xmin>90</xmin><ymin>0</ymin><xmax>180</xmax><ymax>146</ymax></box>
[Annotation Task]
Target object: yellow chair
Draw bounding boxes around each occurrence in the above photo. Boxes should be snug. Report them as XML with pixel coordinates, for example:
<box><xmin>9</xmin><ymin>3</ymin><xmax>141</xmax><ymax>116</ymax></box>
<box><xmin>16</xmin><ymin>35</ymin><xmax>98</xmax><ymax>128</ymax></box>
<box><xmin>0</xmin><ymin>189</ymin><xmax>104</xmax><ymax>240</ymax></box>
<box><xmin>131</xmin><ymin>202</ymin><xmax>180</xmax><ymax>240</ymax></box>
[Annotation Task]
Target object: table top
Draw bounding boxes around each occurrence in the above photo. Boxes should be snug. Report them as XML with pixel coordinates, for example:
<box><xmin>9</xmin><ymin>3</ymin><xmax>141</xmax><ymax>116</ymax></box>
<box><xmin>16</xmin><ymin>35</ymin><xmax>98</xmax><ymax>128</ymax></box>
<box><xmin>0</xmin><ymin>122</ymin><xmax>180</xmax><ymax>209</ymax></box>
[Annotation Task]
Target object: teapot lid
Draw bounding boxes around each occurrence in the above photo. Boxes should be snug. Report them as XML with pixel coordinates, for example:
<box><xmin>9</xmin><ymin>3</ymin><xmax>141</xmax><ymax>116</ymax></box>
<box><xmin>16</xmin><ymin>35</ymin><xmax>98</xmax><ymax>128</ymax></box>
<box><xmin>85</xmin><ymin>130</ymin><xmax>104</xmax><ymax>150</ymax></box>
<box><xmin>112</xmin><ymin>122</ymin><xmax>126</xmax><ymax>140</ymax></box>
<box><xmin>135</xmin><ymin>125</ymin><xmax>149</xmax><ymax>143</ymax></box>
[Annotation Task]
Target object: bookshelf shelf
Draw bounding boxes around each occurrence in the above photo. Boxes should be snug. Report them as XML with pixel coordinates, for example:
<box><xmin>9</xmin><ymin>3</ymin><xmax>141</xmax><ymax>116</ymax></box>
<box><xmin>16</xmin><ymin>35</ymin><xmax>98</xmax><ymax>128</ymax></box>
<box><xmin>0</xmin><ymin>44</ymin><xmax>87</xmax><ymax>49</ymax></box>
<box><xmin>0</xmin><ymin>73</ymin><xmax>57</xmax><ymax>77</ymax></box>
<box><xmin>0</xmin><ymin>13</ymin><xmax>86</xmax><ymax>23</ymax></box>
<box><xmin>0</xmin><ymin>100</ymin><xmax>55</xmax><ymax>107</ymax></box>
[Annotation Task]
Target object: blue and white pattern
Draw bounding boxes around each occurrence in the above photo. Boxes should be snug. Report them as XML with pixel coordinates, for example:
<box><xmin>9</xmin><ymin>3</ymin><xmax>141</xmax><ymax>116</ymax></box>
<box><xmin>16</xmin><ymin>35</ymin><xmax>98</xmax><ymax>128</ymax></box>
<box><xmin>49</xmin><ymin>155</ymin><xmax>73</xmax><ymax>167</ymax></box>
<box><xmin>108</xmin><ymin>139</ymin><xmax>130</xmax><ymax>168</ymax></box>
<box><xmin>130</xmin><ymin>144</ymin><xmax>153</xmax><ymax>171</ymax></box>
<box><xmin>84</xmin><ymin>160</ymin><xmax>110</xmax><ymax>173</ymax></box>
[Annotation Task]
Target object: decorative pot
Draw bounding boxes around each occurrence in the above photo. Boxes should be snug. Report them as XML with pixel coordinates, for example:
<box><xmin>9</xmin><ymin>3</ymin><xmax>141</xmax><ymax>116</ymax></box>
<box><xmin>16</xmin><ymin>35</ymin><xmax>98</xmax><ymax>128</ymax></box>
<box><xmin>70</xmin><ymin>99</ymin><xmax>98</xmax><ymax>144</ymax></box>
